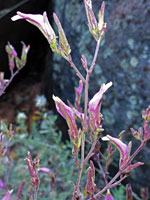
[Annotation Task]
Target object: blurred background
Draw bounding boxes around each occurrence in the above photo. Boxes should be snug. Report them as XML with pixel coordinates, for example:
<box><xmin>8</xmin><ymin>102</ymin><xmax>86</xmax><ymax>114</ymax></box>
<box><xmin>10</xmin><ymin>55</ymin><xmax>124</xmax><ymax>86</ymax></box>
<box><xmin>0</xmin><ymin>0</ymin><xmax>150</xmax><ymax>199</ymax></box>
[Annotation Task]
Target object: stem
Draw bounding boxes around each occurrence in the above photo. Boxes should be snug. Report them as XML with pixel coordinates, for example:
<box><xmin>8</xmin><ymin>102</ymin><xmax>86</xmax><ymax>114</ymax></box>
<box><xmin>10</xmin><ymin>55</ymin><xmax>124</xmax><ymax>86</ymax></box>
<box><xmin>75</xmin><ymin>36</ymin><xmax>102</xmax><ymax>197</ymax></box>
<box><xmin>0</xmin><ymin>69</ymin><xmax>20</xmax><ymax>96</ymax></box>
<box><xmin>127</xmin><ymin>140</ymin><xmax>146</xmax><ymax>165</ymax></box>
<box><xmin>92</xmin><ymin>141</ymin><xmax>146</xmax><ymax>199</ymax></box>
<box><xmin>68</xmin><ymin>55</ymin><xmax>86</xmax><ymax>83</ymax></box>
<box><xmin>83</xmin><ymin>140</ymin><xmax>96</xmax><ymax>165</ymax></box>
<box><xmin>92</xmin><ymin>171</ymin><xmax>121</xmax><ymax>199</ymax></box>
<box><xmin>76</xmin><ymin>165</ymin><xmax>83</xmax><ymax>193</ymax></box>
<box><xmin>109</xmin><ymin>175</ymin><xmax>127</xmax><ymax>189</ymax></box>
<box><xmin>97</xmin><ymin>159</ymin><xmax>108</xmax><ymax>185</ymax></box>
<box><xmin>34</xmin><ymin>188</ymin><xmax>38</xmax><ymax>200</ymax></box>
<box><xmin>89</xmin><ymin>36</ymin><xmax>102</xmax><ymax>75</ymax></box>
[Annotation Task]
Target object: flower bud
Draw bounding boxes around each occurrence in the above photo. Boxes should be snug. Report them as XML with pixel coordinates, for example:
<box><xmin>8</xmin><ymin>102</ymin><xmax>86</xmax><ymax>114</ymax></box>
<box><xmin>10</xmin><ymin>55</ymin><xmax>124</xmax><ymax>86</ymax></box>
<box><xmin>53</xmin><ymin>13</ymin><xmax>71</xmax><ymax>56</ymax></box>
<box><xmin>105</xmin><ymin>189</ymin><xmax>114</xmax><ymax>200</ymax></box>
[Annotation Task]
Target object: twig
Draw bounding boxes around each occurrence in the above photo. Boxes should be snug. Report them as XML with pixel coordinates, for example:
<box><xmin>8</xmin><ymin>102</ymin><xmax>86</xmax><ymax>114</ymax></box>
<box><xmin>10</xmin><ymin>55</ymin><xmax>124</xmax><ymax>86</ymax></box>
<box><xmin>68</xmin><ymin>55</ymin><xmax>86</xmax><ymax>83</ymax></box>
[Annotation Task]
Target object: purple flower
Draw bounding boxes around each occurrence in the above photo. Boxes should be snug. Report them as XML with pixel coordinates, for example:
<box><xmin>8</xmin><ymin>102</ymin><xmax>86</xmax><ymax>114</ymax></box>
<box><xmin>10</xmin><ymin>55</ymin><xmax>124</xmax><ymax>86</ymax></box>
<box><xmin>38</xmin><ymin>167</ymin><xmax>51</xmax><ymax>174</ymax></box>
<box><xmin>0</xmin><ymin>179</ymin><xmax>4</xmax><ymax>188</ymax></box>
<box><xmin>102</xmin><ymin>135</ymin><xmax>144</xmax><ymax>172</ymax></box>
<box><xmin>88</xmin><ymin>82</ymin><xmax>112</xmax><ymax>131</ymax></box>
<box><xmin>11</xmin><ymin>12</ymin><xmax>56</xmax><ymax>49</ymax></box>
<box><xmin>2</xmin><ymin>190</ymin><xmax>13</xmax><ymax>200</ymax></box>
<box><xmin>102</xmin><ymin>135</ymin><xmax>130</xmax><ymax>168</ymax></box>
<box><xmin>52</xmin><ymin>95</ymin><xmax>80</xmax><ymax>147</ymax></box>
<box><xmin>103</xmin><ymin>135</ymin><xmax>129</xmax><ymax>157</ymax></box>
<box><xmin>105</xmin><ymin>190</ymin><xmax>114</xmax><ymax>200</ymax></box>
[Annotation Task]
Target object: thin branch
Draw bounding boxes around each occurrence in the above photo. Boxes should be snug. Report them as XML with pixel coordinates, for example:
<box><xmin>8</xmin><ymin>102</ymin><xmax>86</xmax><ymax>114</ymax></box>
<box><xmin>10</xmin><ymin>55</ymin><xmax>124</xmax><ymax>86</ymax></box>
<box><xmin>68</xmin><ymin>55</ymin><xmax>86</xmax><ymax>83</ymax></box>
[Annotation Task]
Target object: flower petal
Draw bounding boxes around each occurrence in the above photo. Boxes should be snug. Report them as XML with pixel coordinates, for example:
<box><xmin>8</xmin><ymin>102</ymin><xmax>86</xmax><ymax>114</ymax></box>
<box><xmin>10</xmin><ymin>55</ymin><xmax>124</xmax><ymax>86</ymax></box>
<box><xmin>2</xmin><ymin>190</ymin><xmax>13</xmax><ymax>200</ymax></box>
<box><xmin>38</xmin><ymin>167</ymin><xmax>51</xmax><ymax>174</ymax></box>
<box><xmin>88</xmin><ymin>82</ymin><xmax>112</xmax><ymax>130</ymax></box>
<box><xmin>0</xmin><ymin>179</ymin><xmax>4</xmax><ymax>188</ymax></box>
<box><xmin>89</xmin><ymin>82</ymin><xmax>112</xmax><ymax>114</ymax></box>
<box><xmin>11</xmin><ymin>12</ymin><xmax>56</xmax><ymax>45</ymax></box>
<box><xmin>102</xmin><ymin>135</ymin><xmax>129</xmax><ymax>161</ymax></box>
<box><xmin>53</xmin><ymin>95</ymin><xmax>78</xmax><ymax>139</ymax></box>
<box><xmin>105</xmin><ymin>189</ymin><xmax>114</xmax><ymax>200</ymax></box>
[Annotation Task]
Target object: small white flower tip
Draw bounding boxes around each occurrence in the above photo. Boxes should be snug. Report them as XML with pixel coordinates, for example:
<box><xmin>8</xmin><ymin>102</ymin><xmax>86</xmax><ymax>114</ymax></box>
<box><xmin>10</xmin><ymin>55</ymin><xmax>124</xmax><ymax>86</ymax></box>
<box><xmin>101</xmin><ymin>135</ymin><xmax>110</xmax><ymax>141</ymax></box>
<box><xmin>10</xmin><ymin>190</ymin><xmax>13</xmax><ymax>194</ymax></box>
<box><xmin>52</xmin><ymin>95</ymin><xmax>60</xmax><ymax>102</ymax></box>
<box><xmin>104</xmin><ymin>81</ymin><xmax>113</xmax><ymax>90</ymax></box>
<box><xmin>11</xmin><ymin>15</ymin><xmax>22</xmax><ymax>21</ymax></box>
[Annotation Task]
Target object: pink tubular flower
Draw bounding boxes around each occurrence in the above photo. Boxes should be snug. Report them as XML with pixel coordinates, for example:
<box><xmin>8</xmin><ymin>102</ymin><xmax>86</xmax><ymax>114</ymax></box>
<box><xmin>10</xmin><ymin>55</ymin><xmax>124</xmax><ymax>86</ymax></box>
<box><xmin>52</xmin><ymin>95</ymin><xmax>79</xmax><ymax>144</ymax></box>
<box><xmin>38</xmin><ymin>167</ymin><xmax>51</xmax><ymax>174</ymax></box>
<box><xmin>88</xmin><ymin>82</ymin><xmax>112</xmax><ymax>131</ymax></box>
<box><xmin>11</xmin><ymin>12</ymin><xmax>56</xmax><ymax>49</ymax></box>
<box><xmin>105</xmin><ymin>189</ymin><xmax>114</xmax><ymax>200</ymax></box>
<box><xmin>102</xmin><ymin>135</ymin><xmax>144</xmax><ymax>172</ymax></box>
<box><xmin>102</xmin><ymin>135</ymin><xmax>130</xmax><ymax>169</ymax></box>
<box><xmin>0</xmin><ymin>179</ymin><xmax>4</xmax><ymax>188</ymax></box>
<box><xmin>2</xmin><ymin>190</ymin><xmax>13</xmax><ymax>200</ymax></box>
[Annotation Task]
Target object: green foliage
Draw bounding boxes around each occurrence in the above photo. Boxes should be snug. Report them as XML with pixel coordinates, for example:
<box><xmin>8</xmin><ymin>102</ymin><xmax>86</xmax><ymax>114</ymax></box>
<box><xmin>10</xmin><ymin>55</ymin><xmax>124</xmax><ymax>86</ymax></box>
<box><xmin>112</xmin><ymin>185</ymin><xmax>125</xmax><ymax>200</ymax></box>
<box><xmin>0</xmin><ymin>110</ymin><xmax>85</xmax><ymax>200</ymax></box>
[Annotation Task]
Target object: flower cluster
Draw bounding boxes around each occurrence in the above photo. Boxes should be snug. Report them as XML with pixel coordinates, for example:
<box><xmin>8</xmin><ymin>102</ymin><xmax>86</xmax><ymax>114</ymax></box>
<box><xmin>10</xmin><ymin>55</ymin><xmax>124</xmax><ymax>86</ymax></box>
<box><xmin>24</xmin><ymin>152</ymin><xmax>40</xmax><ymax>193</ymax></box>
<box><xmin>52</xmin><ymin>82</ymin><xmax>112</xmax><ymax>156</ymax></box>
<box><xmin>11</xmin><ymin>11</ymin><xmax>70</xmax><ymax>60</ymax></box>
<box><xmin>0</xmin><ymin>42</ymin><xmax>30</xmax><ymax>96</ymax></box>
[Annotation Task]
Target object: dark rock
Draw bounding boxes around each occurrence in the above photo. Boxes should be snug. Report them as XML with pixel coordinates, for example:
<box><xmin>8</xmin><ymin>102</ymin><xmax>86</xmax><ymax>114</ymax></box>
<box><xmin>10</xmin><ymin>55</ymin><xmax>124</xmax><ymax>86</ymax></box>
<box><xmin>52</xmin><ymin>0</ymin><xmax>150</xmax><ymax>194</ymax></box>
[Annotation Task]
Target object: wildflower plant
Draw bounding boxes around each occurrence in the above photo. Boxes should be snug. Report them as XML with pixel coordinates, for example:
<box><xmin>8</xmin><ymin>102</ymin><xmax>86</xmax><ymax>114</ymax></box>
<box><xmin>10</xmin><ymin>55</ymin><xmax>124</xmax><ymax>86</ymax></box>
<box><xmin>2</xmin><ymin>0</ymin><xmax>149</xmax><ymax>199</ymax></box>
<box><xmin>0</xmin><ymin>42</ymin><xmax>30</xmax><ymax>96</ymax></box>
<box><xmin>0</xmin><ymin>42</ymin><xmax>29</xmax><ymax>199</ymax></box>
